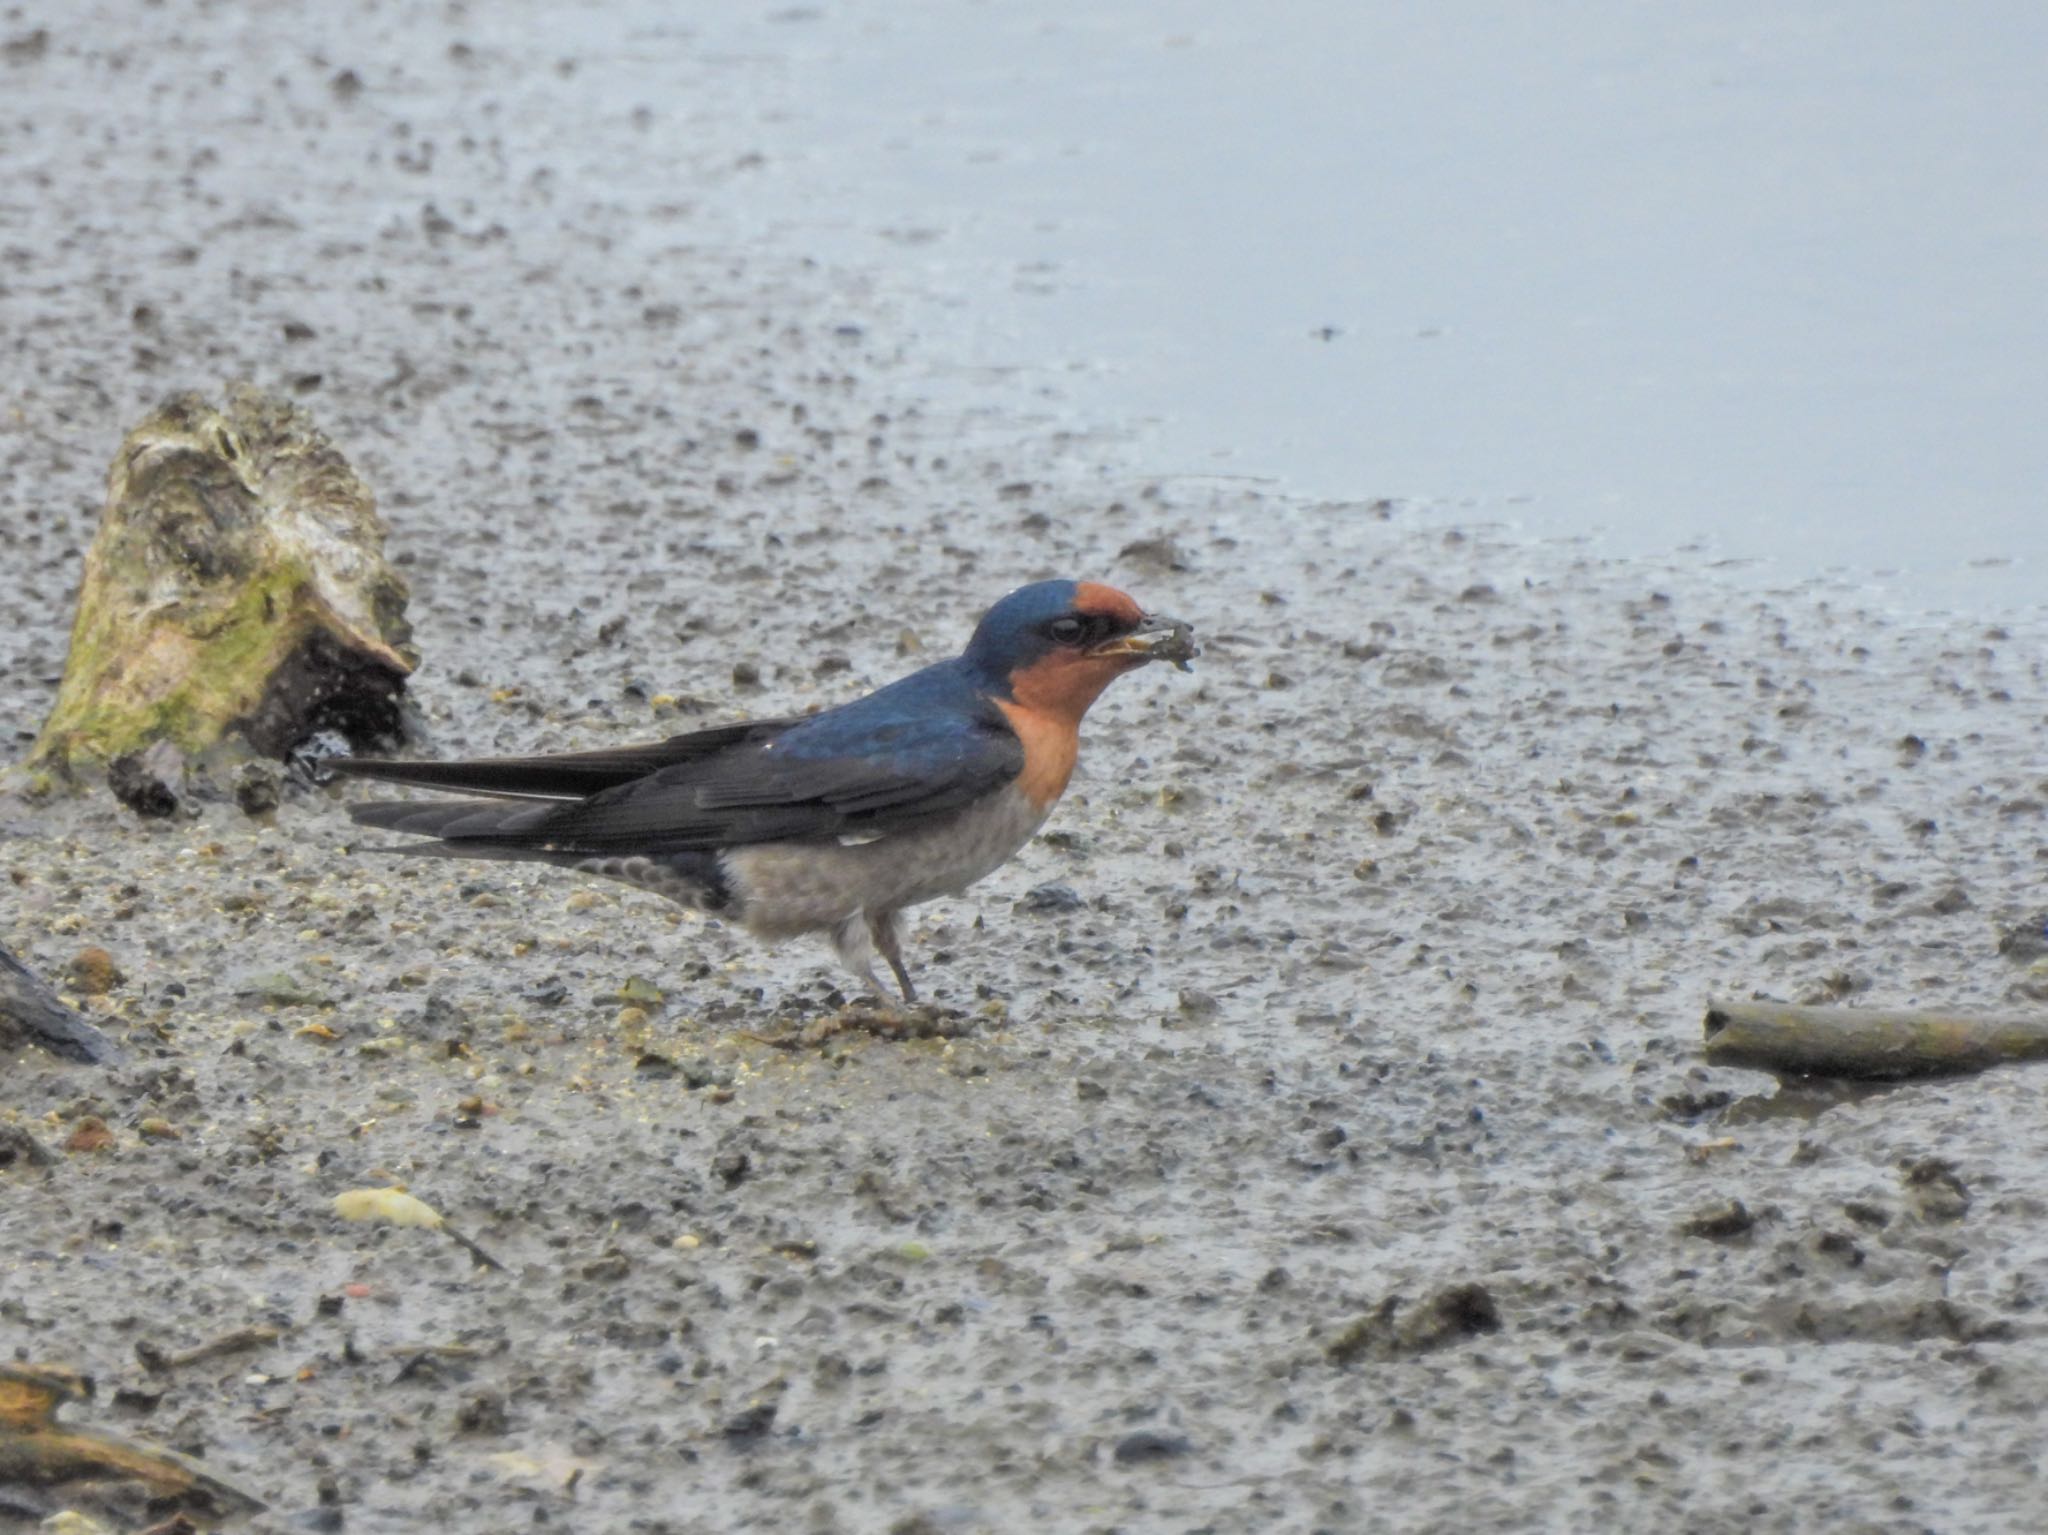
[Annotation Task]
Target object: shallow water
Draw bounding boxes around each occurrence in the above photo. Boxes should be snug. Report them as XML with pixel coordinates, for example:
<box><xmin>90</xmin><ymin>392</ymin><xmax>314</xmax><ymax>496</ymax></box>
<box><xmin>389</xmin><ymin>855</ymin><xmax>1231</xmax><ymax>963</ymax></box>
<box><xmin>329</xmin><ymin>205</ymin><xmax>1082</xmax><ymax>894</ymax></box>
<box><xmin>679</xmin><ymin>0</ymin><xmax>2048</xmax><ymax>610</ymax></box>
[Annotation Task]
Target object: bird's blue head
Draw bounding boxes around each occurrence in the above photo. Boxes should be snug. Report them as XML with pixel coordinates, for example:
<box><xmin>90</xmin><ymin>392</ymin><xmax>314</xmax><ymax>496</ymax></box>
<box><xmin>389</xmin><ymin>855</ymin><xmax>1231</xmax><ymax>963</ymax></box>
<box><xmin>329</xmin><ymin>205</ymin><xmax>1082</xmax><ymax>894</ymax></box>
<box><xmin>962</xmin><ymin>579</ymin><xmax>1196</xmax><ymax>721</ymax></box>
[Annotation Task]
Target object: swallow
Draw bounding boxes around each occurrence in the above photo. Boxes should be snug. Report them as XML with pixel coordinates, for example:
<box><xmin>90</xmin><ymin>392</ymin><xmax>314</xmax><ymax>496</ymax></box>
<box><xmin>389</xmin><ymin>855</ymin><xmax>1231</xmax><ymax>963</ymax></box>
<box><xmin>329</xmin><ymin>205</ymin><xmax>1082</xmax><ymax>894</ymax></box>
<box><xmin>334</xmin><ymin>580</ymin><xmax>1196</xmax><ymax>1001</ymax></box>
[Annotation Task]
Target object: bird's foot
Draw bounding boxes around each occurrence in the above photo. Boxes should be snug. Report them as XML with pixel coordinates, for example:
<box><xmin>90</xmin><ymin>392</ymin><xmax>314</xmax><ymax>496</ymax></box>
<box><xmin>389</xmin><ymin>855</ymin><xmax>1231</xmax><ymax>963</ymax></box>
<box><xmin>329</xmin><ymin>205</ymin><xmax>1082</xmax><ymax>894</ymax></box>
<box><xmin>798</xmin><ymin>998</ymin><xmax>973</xmax><ymax>1046</ymax></box>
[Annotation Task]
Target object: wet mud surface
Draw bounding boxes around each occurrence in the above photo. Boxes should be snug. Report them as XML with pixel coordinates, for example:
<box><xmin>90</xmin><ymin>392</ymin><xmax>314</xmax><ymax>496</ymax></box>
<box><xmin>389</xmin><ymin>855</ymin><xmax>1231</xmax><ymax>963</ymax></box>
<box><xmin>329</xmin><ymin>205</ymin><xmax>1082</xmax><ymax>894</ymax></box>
<box><xmin>5</xmin><ymin>6</ymin><xmax>2048</xmax><ymax>1532</ymax></box>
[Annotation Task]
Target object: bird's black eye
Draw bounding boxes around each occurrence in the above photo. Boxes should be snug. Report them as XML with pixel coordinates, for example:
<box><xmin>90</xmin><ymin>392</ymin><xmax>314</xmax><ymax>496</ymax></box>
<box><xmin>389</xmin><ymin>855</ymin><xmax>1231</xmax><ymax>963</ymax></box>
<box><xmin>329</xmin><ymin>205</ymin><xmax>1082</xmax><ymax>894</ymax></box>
<box><xmin>1048</xmin><ymin>616</ymin><xmax>1086</xmax><ymax>645</ymax></box>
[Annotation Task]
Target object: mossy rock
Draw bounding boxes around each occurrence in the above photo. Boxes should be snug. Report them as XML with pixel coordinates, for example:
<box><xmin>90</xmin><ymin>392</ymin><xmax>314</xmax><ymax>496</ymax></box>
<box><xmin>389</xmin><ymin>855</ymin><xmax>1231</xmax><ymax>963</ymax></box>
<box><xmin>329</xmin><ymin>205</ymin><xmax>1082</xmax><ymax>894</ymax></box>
<box><xmin>27</xmin><ymin>384</ymin><xmax>416</xmax><ymax>781</ymax></box>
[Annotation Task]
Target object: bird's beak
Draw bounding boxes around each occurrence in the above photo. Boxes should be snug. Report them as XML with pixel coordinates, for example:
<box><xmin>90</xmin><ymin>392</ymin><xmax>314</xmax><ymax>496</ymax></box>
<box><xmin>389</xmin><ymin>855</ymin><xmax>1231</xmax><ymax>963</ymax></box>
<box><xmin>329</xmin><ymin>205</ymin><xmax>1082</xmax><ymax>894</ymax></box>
<box><xmin>1089</xmin><ymin>612</ymin><xmax>1199</xmax><ymax>671</ymax></box>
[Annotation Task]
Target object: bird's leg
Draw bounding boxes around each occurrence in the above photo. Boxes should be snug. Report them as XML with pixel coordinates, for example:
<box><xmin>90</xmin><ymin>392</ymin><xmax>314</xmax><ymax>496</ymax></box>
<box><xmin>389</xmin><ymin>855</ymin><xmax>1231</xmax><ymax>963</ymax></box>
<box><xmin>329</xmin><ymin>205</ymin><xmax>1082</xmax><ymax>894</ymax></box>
<box><xmin>829</xmin><ymin>913</ymin><xmax>890</xmax><ymax>1002</ymax></box>
<box><xmin>800</xmin><ymin>910</ymin><xmax>962</xmax><ymax>1044</ymax></box>
<box><xmin>866</xmin><ymin>908</ymin><xmax>917</xmax><ymax>1005</ymax></box>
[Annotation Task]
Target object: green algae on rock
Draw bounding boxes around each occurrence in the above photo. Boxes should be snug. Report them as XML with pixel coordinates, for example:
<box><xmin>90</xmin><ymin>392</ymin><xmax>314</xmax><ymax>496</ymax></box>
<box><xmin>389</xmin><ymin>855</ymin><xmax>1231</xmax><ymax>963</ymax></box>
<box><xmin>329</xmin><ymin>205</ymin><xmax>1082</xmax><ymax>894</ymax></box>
<box><xmin>27</xmin><ymin>385</ymin><xmax>416</xmax><ymax>782</ymax></box>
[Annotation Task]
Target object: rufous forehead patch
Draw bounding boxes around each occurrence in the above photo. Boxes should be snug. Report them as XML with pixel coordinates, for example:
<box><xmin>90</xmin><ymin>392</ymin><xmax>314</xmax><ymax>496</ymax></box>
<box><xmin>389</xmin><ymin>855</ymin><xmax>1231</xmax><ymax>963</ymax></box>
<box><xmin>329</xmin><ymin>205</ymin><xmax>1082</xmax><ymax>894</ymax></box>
<box><xmin>1072</xmin><ymin>581</ymin><xmax>1145</xmax><ymax>624</ymax></box>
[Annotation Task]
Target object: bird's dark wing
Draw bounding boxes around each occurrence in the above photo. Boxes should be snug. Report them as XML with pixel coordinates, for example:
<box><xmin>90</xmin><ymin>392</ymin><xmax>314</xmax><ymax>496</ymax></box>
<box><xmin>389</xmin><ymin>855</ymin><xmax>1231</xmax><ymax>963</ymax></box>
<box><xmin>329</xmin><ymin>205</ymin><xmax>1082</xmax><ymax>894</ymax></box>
<box><xmin>346</xmin><ymin>665</ymin><xmax>1026</xmax><ymax>852</ymax></box>
<box><xmin>333</xmin><ymin>717</ymin><xmax>800</xmax><ymax>801</ymax></box>
<box><xmin>523</xmin><ymin>707</ymin><xmax>1024</xmax><ymax>850</ymax></box>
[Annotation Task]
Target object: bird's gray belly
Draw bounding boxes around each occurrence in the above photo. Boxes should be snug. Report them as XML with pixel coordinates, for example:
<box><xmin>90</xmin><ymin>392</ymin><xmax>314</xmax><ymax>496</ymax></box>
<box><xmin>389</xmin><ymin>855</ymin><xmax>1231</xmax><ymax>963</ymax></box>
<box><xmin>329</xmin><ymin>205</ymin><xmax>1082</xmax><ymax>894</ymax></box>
<box><xmin>722</xmin><ymin>786</ymin><xmax>1051</xmax><ymax>938</ymax></box>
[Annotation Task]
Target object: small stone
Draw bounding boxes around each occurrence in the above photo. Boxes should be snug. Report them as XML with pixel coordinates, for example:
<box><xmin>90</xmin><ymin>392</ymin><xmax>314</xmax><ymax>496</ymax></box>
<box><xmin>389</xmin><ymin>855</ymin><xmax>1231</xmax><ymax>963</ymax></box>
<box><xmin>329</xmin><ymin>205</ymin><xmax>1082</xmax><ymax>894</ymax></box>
<box><xmin>234</xmin><ymin>761</ymin><xmax>282</xmax><ymax>816</ymax></box>
<box><xmin>616</xmin><ymin>976</ymin><xmax>665</xmax><ymax>1005</ymax></box>
<box><xmin>454</xmin><ymin>1393</ymin><xmax>509</xmax><ymax>1435</ymax></box>
<box><xmin>233</xmin><ymin>970</ymin><xmax>330</xmax><ymax>1007</ymax></box>
<box><xmin>67</xmin><ymin>947</ymin><xmax>123</xmax><ymax>996</ymax></box>
<box><xmin>64</xmin><ymin>1116</ymin><xmax>116</xmax><ymax>1154</ymax></box>
<box><xmin>1327</xmin><ymin>1283</ymin><xmax>1502</xmax><ymax>1364</ymax></box>
<box><xmin>1016</xmin><ymin>883</ymin><xmax>1084</xmax><ymax>915</ymax></box>
<box><xmin>1995</xmin><ymin>917</ymin><xmax>2048</xmax><ymax>965</ymax></box>
<box><xmin>722</xmin><ymin>1401</ymin><xmax>778</xmax><ymax>1441</ymax></box>
<box><xmin>1903</xmin><ymin>1158</ymin><xmax>1971</xmax><ymax>1222</ymax></box>
<box><xmin>1402</xmin><ymin>1284</ymin><xmax>1501</xmax><ymax>1351</ymax></box>
<box><xmin>1116</xmin><ymin>534</ymin><xmax>1188</xmax><ymax>572</ymax></box>
<box><xmin>107</xmin><ymin>741</ymin><xmax>184</xmax><ymax>818</ymax></box>
<box><xmin>1680</xmin><ymin>1198</ymin><xmax>1756</xmax><ymax>1240</ymax></box>
<box><xmin>1112</xmin><ymin>1430</ymin><xmax>1192</xmax><ymax>1464</ymax></box>
<box><xmin>0</xmin><ymin>1125</ymin><xmax>55</xmax><ymax>1168</ymax></box>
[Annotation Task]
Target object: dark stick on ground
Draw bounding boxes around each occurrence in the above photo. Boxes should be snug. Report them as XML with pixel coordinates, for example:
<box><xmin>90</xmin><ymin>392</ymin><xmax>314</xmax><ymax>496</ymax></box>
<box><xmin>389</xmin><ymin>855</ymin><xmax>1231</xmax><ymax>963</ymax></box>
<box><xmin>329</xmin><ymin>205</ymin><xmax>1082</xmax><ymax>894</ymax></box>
<box><xmin>0</xmin><ymin>1362</ymin><xmax>264</xmax><ymax>1514</ymax></box>
<box><xmin>0</xmin><ymin>946</ymin><xmax>120</xmax><ymax>1065</ymax></box>
<box><xmin>1703</xmin><ymin>999</ymin><xmax>2048</xmax><ymax>1080</ymax></box>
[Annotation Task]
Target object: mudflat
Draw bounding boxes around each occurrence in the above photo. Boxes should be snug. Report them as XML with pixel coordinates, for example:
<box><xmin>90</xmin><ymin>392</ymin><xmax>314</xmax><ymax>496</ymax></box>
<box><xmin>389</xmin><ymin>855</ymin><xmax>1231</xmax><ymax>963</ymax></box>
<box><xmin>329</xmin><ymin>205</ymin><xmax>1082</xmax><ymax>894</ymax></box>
<box><xmin>3</xmin><ymin>7</ymin><xmax>2046</xmax><ymax>1532</ymax></box>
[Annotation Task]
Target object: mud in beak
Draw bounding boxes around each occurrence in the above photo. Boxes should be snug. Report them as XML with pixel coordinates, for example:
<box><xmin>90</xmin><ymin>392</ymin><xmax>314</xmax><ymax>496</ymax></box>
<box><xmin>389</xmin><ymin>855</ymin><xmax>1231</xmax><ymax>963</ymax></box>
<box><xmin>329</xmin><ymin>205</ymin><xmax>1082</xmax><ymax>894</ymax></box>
<box><xmin>1090</xmin><ymin>613</ymin><xmax>1199</xmax><ymax>671</ymax></box>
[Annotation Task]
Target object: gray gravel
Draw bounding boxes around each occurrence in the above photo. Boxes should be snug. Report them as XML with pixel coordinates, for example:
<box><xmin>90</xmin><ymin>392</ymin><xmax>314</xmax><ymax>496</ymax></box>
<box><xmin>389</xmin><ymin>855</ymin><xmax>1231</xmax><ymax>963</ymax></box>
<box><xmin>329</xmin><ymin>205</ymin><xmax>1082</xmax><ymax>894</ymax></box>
<box><xmin>4</xmin><ymin>6</ymin><xmax>2048</xmax><ymax>1533</ymax></box>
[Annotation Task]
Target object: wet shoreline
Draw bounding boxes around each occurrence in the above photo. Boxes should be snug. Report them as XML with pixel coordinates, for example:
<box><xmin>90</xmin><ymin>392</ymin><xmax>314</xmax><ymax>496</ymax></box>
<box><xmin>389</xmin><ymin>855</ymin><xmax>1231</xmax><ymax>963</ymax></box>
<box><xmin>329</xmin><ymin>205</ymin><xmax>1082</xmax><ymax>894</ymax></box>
<box><xmin>4</xmin><ymin>6</ymin><xmax>2047</xmax><ymax>1533</ymax></box>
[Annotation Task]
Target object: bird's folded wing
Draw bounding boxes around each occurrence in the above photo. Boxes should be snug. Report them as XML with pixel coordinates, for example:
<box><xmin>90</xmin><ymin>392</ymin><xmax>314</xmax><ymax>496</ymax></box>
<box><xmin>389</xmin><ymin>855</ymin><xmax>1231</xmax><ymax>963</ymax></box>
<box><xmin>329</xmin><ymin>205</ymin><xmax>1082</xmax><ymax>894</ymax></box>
<box><xmin>349</xmin><ymin>712</ymin><xmax>1025</xmax><ymax>852</ymax></box>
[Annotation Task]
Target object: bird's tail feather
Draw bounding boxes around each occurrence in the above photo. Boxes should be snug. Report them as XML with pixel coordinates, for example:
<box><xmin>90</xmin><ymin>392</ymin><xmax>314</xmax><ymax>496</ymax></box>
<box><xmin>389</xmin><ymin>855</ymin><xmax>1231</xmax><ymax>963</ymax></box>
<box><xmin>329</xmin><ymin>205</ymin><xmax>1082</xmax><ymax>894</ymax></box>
<box><xmin>347</xmin><ymin>798</ymin><xmax>557</xmax><ymax>843</ymax></box>
<box><xmin>331</xmin><ymin>718</ymin><xmax>794</xmax><ymax>801</ymax></box>
<box><xmin>349</xmin><ymin>838</ymin><xmax>589</xmax><ymax>869</ymax></box>
<box><xmin>347</xmin><ymin>822</ymin><xmax>735</xmax><ymax>913</ymax></box>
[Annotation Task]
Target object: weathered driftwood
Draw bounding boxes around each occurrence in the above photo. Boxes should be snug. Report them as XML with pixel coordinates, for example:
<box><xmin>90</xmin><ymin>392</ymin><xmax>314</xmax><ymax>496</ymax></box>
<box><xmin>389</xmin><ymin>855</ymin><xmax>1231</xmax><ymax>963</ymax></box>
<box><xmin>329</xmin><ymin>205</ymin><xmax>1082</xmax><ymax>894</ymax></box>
<box><xmin>1703</xmin><ymin>999</ymin><xmax>2048</xmax><ymax>1079</ymax></box>
<box><xmin>0</xmin><ymin>946</ymin><xmax>118</xmax><ymax>1064</ymax></box>
<box><xmin>27</xmin><ymin>384</ymin><xmax>415</xmax><ymax>783</ymax></box>
<box><xmin>0</xmin><ymin>1362</ymin><xmax>263</xmax><ymax>1513</ymax></box>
